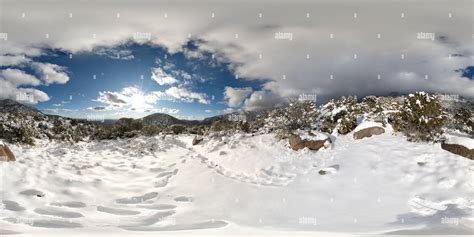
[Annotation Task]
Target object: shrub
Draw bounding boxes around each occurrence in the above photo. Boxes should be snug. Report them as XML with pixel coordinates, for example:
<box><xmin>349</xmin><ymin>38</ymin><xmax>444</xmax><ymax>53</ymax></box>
<box><xmin>337</xmin><ymin>114</ymin><xmax>357</xmax><ymax>135</ymax></box>
<box><xmin>141</xmin><ymin>125</ymin><xmax>162</xmax><ymax>136</ymax></box>
<box><xmin>361</xmin><ymin>96</ymin><xmax>387</xmax><ymax>126</ymax></box>
<box><xmin>116</xmin><ymin>118</ymin><xmax>143</xmax><ymax>133</ymax></box>
<box><xmin>171</xmin><ymin>125</ymin><xmax>186</xmax><ymax>135</ymax></box>
<box><xmin>267</xmin><ymin>99</ymin><xmax>318</xmax><ymax>134</ymax></box>
<box><xmin>392</xmin><ymin>92</ymin><xmax>446</xmax><ymax>142</ymax></box>
<box><xmin>317</xmin><ymin>96</ymin><xmax>359</xmax><ymax>135</ymax></box>
<box><xmin>452</xmin><ymin>107</ymin><xmax>473</xmax><ymax>135</ymax></box>
<box><xmin>0</xmin><ymin>122</ymin><xmax>36</xmax><ymax>145</ymax></box>
<box><xmin>236</xmin><ymin>121</ymin><xmax>251</xmax><ymax>133</ymax></box>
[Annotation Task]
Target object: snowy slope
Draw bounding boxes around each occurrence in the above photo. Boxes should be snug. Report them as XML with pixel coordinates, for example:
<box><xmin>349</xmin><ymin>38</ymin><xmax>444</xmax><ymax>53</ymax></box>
<box><xmin>1</xmin><ymin>132</ymin><xmax>473</xmax><ymax>235</ymax></box>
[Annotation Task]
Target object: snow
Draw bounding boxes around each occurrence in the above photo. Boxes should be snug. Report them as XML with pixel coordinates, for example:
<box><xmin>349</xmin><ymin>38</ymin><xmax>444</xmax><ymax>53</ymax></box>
<box><xmin>445</xmin><ymin>132</ymin><xmax>474</xmax><ymax>149</ymax></box>
<box><xmin>354</xmin><ymin>121</ymin><xmax>384</xmax><ymax>132</ymax></box>
<box><xmin>1</xmin><ymin>132</ymin><xmax>473</xmax><ymax>235</ymax></box>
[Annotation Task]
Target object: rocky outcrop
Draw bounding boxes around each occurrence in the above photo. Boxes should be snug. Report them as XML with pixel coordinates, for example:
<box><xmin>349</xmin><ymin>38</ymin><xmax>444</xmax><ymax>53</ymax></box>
<box><xmin>288</xmin><ymin>131</ymin><xmax>331</xmax><ymax>151</ymax></box>
<box><xmin>353</xmin><ymin>127</ymin><xmax>385</xmax><ymax>140</ymax></box>
<box><xmin>441</xmin><ymin>143</ymin><xmax>473</xmax><ymax>160</ymax></box>
<box><xmin>0</xmin><ymin>143</ymin><xmax>15</xmax><ymax>161</ymax></box>
<box><xmin>192</xmin><ymin>136</ymin><xmax>203</xmax><ymax>146</ymax></box>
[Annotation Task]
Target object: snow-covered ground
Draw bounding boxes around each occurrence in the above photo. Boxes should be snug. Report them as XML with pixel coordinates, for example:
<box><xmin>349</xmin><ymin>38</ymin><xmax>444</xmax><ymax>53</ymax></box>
<box><xmin>1</xmin><ymin>132</ymin><xmax>473</xmax><ymax>236</ymax></box>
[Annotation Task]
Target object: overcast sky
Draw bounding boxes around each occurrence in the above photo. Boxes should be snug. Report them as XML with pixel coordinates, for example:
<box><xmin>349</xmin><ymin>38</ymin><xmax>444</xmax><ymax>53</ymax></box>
<box><xmin>0</xmin><ymin>0</ymin><xmax>472</xmax><ymax>119</ymax></box>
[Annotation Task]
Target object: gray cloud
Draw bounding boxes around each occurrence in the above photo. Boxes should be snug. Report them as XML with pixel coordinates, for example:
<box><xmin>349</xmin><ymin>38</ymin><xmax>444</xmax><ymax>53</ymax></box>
<box><xmin>224</xmin><ymin>87</ymin><xmax>253</xmax><ymax>107</ymax></box>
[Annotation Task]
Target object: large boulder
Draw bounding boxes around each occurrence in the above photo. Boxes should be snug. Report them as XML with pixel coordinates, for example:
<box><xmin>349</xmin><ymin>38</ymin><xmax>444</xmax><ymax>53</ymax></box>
<box><xmin>441</xmin><ymin>143</ymin><xmax>473</xmax><ymax>160</ymax></box>
<box><xmin>441</xmin><ymin>135</ymin><xmax>474</xmax><ymax>159</ymax></box>
<box><xmin>353</xmin><ymin>122</ymin><xmax>385</xmax><ymax>140</ymax></box>
<box><xmin>288</xmin><ymin>130</ymin><xmax>331</xmax><ymax>151</ymax></box>
<box><xmin>0</xmin><ymin>143</ymin><xmax>16</xmax><ymax>162</ymax></box>
<box><xmin>353</xmin><ymin>127</ymin><xmax>385</xmax><ymax>140</ymax></box>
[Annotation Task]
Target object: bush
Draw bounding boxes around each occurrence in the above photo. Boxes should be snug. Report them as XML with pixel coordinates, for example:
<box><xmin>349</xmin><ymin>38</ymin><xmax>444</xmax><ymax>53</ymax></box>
<box><xmin>267</xmin><ymin>99</ymin><xmax>318</xmax><ymax>134</ymax></box>
<box><xmin>361</xmin><ymin>96</ymin><xmax>387</xmax><ymax>126</ymax></box>
<box><xmin>337</xmin><ymin>114</ymin><xmax>357</xmax><ymax>135</ymax></box>
<box><xmin>171</xmin><ymin>125</ymin><xmax>186</xmax><ymax>135</ymax></box>
<box><xmin>449</xmin><ymin>107</ymin><xmax>473</xmax><ymax>135</ymax></box>
<box><xmin>317</xmin><ymin>96</ymin><xmax>359</xmax><ymax>135</ymax></box>
<box><xmin>392</xmin><ymin>92</ymin><xmax>445</xmax><ymax>142</ymax></box>
<box><xmin>141</xmin><ymin>125</ymin><xmax>162</xmax><ymax>136</ymax></box>
<box><xmin>116</xmin><ymin>118</ymin><xmax>143</xmax><ymax>133</ymax></box>
<box><xmin>0</xmin><ymin>121</ymin><xmax>36</xmax><ymax>145</ymax></box>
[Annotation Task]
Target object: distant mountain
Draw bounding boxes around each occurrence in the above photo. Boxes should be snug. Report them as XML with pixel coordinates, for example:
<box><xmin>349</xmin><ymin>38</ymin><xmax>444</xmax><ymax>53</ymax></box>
<box><xmin>0</xmin><ymin>99</ymin><xmax>43</xmax><ymax>116</ymax></box>
<box><xmin>140</xmin><ymin>113</ymin><xmax>200</xmax><ymax>126</ymax></box>
<box><xmin>202</xmin><ymin>110</ymin><xmax>270</xmax><ymax>124</ymax></box>
<box><xmin>0</xmin><ymin>99</ymin><xmax>269</xmax><ymax>127</ymax></box>
<box><xmin>140</xmin><ymin>110</ymin><xmax>269</xmax><ymax>127</ymax></box>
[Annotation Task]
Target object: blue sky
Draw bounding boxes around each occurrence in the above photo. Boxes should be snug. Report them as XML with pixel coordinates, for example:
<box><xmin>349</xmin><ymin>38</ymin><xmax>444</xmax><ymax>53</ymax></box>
<box><xmin>8</xmin><ymin>42</ymin><xmax>266</xmax><ymax>120</ymax></box>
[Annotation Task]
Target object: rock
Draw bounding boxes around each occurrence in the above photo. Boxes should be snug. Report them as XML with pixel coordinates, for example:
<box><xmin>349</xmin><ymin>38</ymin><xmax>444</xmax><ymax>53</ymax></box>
<box><xmin>318</xmin><ymin>170</ymin><xmax>327</xmax><ymax>175</ymax></box>
<box><xmin>0</xmin><ymin>143</ymin><xmax>15</xmax><ymax>162</ymax></box>
<box><xmin>353</xmin><ymin>127</ymin><xmax>385</xmax><ymax>140</ymax></box>
<box><xmin>288</xmin><ymin>132</ymin><xmax>330</xmax><ymax>151</ymax></box>
<box><xmin>417</xmin><ymin>162</ymin><xmax>426</xmax><ymax>166</ymax></box>
<box><xmin>441</xmin><ymin>143</ymin><xmax>474</xmax><ymax>160</ymax></box>
<box><xmin>192</xmin><ymin>136</ymin><xmax>203</xmax><ymax>146</ymax></box>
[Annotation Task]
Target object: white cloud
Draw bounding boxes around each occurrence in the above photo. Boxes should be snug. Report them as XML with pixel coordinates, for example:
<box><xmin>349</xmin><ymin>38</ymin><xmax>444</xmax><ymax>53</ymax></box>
<box><xmin>32</xmin><ymin>62</ymin><xmax>69</xmax><ymax>85</ymax></box>
<box><xmin>0</xmin><ymin>55</ymin><xmax>30</xmax><ymax>66</ymax></box>
<box><xmin>95</xmin><ymin>47</ymin><xmax>135</xmax><ymax>60</ymax></box>
<box><xmin>0</xmin><ymin>68</ymin><xmax>41</xmax><ymax>86</ymax></box>
<box><xmin>0</xmin><ymin>79</ymin><xmax>49</xmax><ymax>104</ymax></box>
<box><xmin>165</xmin><ymin>87</ymin><xmax>209</xmax><ymax>104</ymax></box>
<box><xmin>0</xmin><ymin>69</ymin><xmax>49</xmax><ymax>104</ymax></box>
<box><xmin>97</xmin><ymin>91</ymin><xmax>127</xmax><ymax>105</ymax></box>
<box><xmin>146</xmin><ymin>107</ymin><xmax>180</xmax><ymax>114</ymax></box>
<box><xmin>243</xmin><ymin>90</ymin><xmax>285</xmax><ymax>111</ymax></box>
<box><xmin>222</xmin><ymin>108</ymin><xmax>236</xmax><ymax>114</ymax></box>
<box><xmin>151</xmin><ymin>68</ymin><xmax>178</xmax><ymax>85</ymax></box>
<box><xmin>224</xmin><ymin>86</ymin><xmax>253</xmax><ymax>107</ymax></box>
<box><xmin>94</xmin><ymin>86</ymin><xmax>182</xmax><ymax>113</ymax></box>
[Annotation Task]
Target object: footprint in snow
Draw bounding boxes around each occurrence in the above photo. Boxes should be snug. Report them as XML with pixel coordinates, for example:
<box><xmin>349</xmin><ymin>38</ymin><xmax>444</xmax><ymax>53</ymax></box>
<box><xmin>174</xmin><ymin>196</ymin><xmax>193</xmax><ymax>202</ymax></box>
<box><xmin>34</xmin><ymin>208</ymin><xmax>84</xmax><ymax>218</ymax></box>
<box><xmin>137</xmin><ymin>204</ymin><xmax>177</xmax><ymax>210</ymax></box>
<box><xmin>154</xmin><ymin>180</ymin><xmax>169</xmax><ymax>188</ymax></box>
<box><xmin>122</xmin><ymin>220</ymin><xmax>228</xmax><ymax>231</ymax></box>
<box><xmin>50</xmin><ymin>201</ymin><xmax>86</xmax><ymax>208</ymax></box>
<box><xmin>119</xmin><ymin>210</ymin><xmax>175</xmax><ymax>227</ymax></box>
<box><xmin>116</xmin><ymin>192</ymin><xmax>159</xmax><ymax>204</ymax></box>
<box><xmin>19</xmin><ymin>189</ymin><xmax>45</xmax><ymax>197</ymax></box>
<box><xmin>2</xmin><ymin>200</ymin><xmax>26</xmax><ymax>212</ymax></box>
<box><xmin>97</xmin><ymin>206</ymin><xmax>141</xmax><ymax>215</ymax></box>
<box><xmin>3</xmin><ymin>218</ymin><xmax>83</xmax><ymax>228</ymax></box>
